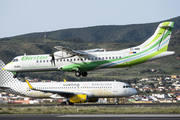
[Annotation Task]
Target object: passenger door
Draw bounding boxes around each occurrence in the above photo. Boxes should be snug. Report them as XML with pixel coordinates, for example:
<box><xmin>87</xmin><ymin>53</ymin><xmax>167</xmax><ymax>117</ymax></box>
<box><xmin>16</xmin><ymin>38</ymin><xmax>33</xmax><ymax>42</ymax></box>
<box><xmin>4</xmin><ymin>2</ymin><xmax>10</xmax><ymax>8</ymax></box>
<box><xmin>113</xmin><ymin>83</ymin><xmax>118</xmax><ymax>92</ymax></box>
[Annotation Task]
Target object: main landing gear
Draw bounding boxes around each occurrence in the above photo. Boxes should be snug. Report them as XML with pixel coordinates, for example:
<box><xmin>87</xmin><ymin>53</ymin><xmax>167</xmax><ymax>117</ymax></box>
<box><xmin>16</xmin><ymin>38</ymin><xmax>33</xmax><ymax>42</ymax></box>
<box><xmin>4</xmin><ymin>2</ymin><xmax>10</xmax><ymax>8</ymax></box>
<box><xmin>75</xmin><ymin>71</ymin><xmax>88</xmax><ymax>77</ymax></box>
<box><xmin>61</xmin><ymin>100</ymin><xmax>74</xmax><ymax>105</ymax></box>
<box><xmin>115</xmin><ymin>98</ymin><xmax>119</xmax><ymax>105</ymax></box>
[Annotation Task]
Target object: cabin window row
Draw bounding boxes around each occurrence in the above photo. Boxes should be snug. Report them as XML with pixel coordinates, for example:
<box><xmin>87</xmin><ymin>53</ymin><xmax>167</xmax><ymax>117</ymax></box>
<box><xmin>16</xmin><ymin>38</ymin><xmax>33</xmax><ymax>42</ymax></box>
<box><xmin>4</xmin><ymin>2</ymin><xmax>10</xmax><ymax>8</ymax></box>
<box><xmin>36</xmin><ymin>56</ymin><xmax>121</xmax><ymax>63</ymax></box>
<box><xmin>28</xmin><ymin>86</ymin><xmax>112</xmax><ymax>89</ymax></box>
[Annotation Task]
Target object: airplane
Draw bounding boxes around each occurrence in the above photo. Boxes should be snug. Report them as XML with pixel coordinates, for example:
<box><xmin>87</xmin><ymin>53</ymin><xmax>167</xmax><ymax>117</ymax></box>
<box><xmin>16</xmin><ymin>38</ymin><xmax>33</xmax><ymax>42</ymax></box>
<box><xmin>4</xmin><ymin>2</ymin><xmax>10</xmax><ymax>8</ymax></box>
<box><xmin>3</xmin><ymin>22</ymin><xmax>175</xmax><ymax>78</ymax></box>
<box><xmin>0</xmin><ymin>60</ymin><xmax>137</xmax><ymax>105</ymax></box>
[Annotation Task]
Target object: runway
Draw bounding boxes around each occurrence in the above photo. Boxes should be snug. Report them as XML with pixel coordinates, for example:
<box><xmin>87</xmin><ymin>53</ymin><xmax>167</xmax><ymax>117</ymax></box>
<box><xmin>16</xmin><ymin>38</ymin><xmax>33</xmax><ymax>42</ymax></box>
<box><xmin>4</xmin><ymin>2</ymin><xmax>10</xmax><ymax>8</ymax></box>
<box><xmin>0</xmin><ymin>114</ymin><xmax>180</xmax><ymax>120</ymax></box>
<box><xmin>1</xmin><ymin>103</ymin><xmax>180</xmax><ymax>108</ymax></box>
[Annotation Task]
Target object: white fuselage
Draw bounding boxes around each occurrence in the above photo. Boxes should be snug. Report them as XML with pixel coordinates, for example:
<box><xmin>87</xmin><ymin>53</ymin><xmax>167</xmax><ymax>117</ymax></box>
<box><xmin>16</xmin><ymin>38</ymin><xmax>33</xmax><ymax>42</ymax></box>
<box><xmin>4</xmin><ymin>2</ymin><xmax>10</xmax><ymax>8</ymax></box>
<box><xmin>5</xmin><ymin>81</ymin><xmax>137</xmax><ymax>98</ymax></box>
<box><xmin>5</xmin><ymin>50</ymin><xmax>125</xmax><ymax>72</ymax></box>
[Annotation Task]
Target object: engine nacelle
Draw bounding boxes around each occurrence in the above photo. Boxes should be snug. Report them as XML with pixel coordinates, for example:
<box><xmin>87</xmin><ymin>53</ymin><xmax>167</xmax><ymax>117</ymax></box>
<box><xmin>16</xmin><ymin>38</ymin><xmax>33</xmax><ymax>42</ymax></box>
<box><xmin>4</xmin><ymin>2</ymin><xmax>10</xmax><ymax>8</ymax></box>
<box><xmin>88</xmin><ymin>98</ymin><xmax>99</xmax><ymax>102</ymax></box>
<box><xmin>70</xmin><ymin>94</ymin><xmax>87</xmax><ymax>103</ymax></box>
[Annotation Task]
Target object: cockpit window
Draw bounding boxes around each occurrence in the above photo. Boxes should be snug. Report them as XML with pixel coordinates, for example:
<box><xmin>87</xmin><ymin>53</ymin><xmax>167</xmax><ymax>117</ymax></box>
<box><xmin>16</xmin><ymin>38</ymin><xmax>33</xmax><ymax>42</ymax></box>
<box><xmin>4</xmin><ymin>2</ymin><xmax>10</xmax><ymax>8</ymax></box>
<box><xmin>123</xmin><ymin>85</ymin><xmax>132</xmax><ymax>88</ymax></box>
<box><xmin>12</xmin><ymin>59</ymin><xmax>18</xmax><ymax>62</ymax></box>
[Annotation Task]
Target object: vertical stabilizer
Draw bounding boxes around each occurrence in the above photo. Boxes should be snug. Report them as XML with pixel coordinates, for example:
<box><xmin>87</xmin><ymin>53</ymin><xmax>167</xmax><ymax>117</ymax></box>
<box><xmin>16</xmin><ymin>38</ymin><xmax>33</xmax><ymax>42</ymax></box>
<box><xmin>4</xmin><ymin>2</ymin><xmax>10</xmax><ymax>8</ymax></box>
<box><xmin>138</xmin><ymin>22</ymin><xmax>174</xmax><ymax>52</ymax></box>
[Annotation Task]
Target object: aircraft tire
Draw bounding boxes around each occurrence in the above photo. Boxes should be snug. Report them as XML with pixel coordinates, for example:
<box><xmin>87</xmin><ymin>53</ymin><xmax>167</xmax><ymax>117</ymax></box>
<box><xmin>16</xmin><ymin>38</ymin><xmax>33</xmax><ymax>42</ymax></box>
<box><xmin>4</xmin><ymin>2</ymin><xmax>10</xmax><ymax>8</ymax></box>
<box><xmin>68</xmin><ymin>102</ymin><xmax>74</xmax><ymax>105</ymax></box>
<box><xmin>75</xmin><ymin>71</ymin><xmax>81</xmax><ymax>77</ymax></box>
<box><xmin>82</xmin><ymin>72</ymin><xmax>88</xmax><ymax>77</ymax></box>
<box><xmin>61</xmin><ymin>102</ymin><xmax>66</xmax><ymax>105</ymax></box>
<box><xmin>13</xmin><ymin>75</ymin><xmax>17</xmax><ymax>78</ymax></box>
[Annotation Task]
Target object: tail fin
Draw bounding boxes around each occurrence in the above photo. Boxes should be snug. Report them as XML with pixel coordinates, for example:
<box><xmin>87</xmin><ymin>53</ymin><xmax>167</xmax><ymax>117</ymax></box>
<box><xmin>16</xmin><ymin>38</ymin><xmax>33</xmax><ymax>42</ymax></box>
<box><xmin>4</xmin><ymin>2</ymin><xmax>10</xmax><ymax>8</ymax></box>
<box><xmin>138</xmin><ymin>21</ymin><xmax>174</xmax><ymax>51</ymax></box>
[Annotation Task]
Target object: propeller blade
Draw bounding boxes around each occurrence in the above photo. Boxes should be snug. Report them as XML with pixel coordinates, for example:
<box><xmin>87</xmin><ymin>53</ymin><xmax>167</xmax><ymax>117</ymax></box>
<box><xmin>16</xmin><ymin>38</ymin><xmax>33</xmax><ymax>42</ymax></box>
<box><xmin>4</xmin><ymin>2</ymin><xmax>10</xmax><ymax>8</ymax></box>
<box><xmin>50</xmin><ymin>53</ymin><xmax>55</xmax><ymax>66</ymax></box>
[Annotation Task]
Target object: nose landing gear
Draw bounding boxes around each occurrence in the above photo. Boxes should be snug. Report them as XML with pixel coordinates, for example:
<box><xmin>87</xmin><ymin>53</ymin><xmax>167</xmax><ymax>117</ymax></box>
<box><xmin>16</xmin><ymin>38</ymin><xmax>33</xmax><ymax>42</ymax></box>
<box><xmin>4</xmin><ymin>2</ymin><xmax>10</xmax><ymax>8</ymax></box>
<box><xmin>12</xmin><ymin>72</ymin><xmax>18</xmax><ymax>78</ymax></box>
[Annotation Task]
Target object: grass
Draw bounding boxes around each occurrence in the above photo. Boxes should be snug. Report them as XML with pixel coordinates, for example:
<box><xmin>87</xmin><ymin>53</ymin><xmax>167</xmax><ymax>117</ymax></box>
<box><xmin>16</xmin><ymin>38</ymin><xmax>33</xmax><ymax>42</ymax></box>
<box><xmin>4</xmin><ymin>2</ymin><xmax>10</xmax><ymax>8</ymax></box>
<box><xmin>0</xmin><ymin>106</ymin><xmax>180</xmax><ymax>114</ymax></box>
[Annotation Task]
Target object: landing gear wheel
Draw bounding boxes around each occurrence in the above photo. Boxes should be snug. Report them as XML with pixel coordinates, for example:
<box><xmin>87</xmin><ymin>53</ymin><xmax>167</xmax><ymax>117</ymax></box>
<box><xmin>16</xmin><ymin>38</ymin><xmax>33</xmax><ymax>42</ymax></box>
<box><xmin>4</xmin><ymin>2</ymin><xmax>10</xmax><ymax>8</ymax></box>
<box><xmin>75</xmin><ymin>71</ymin><xmax>81</xmax><ymax>77</ymax></box>
<box><xmin>13</xmin><ymin>75</ymin><xmax>17</xmax><ymax>78</ymax></box>
<box><xmin>61</xmin><ymin>102</ymin><xmax>66</xmax><ymax>105</ymax></box>
<box><xmin>68</xmin><ymin>102</ymin><xmax>74</xmax><ymax>105</ymax></box>
<box><xmin>82</xmin><ymin>72</ymin><xmax>88</xmax><ymax>77</ymax></box>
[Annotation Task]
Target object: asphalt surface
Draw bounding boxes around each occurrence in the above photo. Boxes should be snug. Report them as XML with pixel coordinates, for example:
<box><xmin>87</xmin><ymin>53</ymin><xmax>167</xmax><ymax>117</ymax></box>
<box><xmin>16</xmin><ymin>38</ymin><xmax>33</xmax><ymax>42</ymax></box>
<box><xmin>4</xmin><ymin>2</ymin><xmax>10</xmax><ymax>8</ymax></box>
<box><xmin>1</xmin><ymin>103</ymin><xmax>180</xmax><ymax>107</ymax></box>
<box><xmin>0</xmin><ymin>114</ymin><xmax>180</xmax><ymax>120</ymax></box>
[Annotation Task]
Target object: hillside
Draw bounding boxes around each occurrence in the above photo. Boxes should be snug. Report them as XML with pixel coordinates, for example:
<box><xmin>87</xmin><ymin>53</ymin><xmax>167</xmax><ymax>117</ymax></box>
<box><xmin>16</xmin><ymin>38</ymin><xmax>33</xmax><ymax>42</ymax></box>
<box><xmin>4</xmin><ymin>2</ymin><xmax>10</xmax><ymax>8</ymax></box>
<box><xmin>0</xmin><ymin>17</ymin><xmax>180</xmax><ymax>81</ymax></box>
<box><xmin>2</xmin><ymin>16</ymin><xmax>180</xmax><ymax>43</ymax></box>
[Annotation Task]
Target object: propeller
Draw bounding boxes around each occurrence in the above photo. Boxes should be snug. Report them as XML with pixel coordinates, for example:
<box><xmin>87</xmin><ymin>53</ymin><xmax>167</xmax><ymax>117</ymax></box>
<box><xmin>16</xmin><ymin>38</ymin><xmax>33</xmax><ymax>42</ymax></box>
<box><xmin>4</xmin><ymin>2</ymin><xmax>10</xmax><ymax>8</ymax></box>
<box><xmin>50</xmin><ymin>47</ymin><xmax>55</xmax><ymax>66</ymax></box>
<box><xmin>50</xmin><ymin>53</ymin><xmax>55</xmax><ymax>66</ymax></box>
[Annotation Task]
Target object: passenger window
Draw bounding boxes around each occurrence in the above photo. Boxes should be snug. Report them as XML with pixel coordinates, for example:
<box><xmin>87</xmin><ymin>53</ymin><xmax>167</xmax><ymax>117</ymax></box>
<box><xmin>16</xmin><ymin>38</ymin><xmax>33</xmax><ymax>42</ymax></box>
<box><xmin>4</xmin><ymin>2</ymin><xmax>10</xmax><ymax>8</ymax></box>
<box><xmin>47</xmin><ymin>60</ymin><xmax>48</xmax><ymax>62</ymax></box>
<box><xmin>43</xmin><ymin>60</ymin><xmax>45</xmax><ymax>62</ymax></box>
<box><xmin>37</xmin><ymin>60</ymin><xmax>38</xmax><ymax>63</ymax></box>
<box><xmin>40</xmin><ymin>60</ymin><xmax>42</xmax><ymax>63</ymax></box>
<box><xmin>74</xmin><ymin>59</ymin><xmax>76</xmax><ymax>61</ymax></box>
<box><xmin>109</xmin><ymin>57</ymin><xmax>111</xmax><ymax>59</ymax></box>
<box><xmin>67</xmin><ymin>59</ymin><xmax>69</xmax><ymax>61</ymax></box>
<box><xmin>57</xmin><ymin>60</ymin><xmax>58</xmax><ymax>62</ymax></box>
<box><xmin>123</xmin><ymin>86</ymin><xmax>125</xmax><ymax>88</ymax></box>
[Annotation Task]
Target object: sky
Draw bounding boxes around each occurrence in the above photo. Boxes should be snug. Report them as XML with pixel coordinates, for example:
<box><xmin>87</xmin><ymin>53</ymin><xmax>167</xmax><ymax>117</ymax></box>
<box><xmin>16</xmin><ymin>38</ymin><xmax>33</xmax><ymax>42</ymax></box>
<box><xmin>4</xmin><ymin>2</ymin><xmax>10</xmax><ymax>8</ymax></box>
<box><xmin>0</xmin><ymin>0</ymin><xmax>180</xmax><ymax>38</ymax></box>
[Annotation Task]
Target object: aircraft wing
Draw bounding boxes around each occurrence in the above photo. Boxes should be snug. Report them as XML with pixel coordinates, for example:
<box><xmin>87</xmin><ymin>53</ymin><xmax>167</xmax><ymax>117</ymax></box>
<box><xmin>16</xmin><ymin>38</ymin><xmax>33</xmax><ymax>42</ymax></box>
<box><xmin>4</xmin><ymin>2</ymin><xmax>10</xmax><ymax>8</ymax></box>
<box><xmin>0</xmin><ymin>86</ymin><xmax>10</xmax><ymax>91</ymax></box>
<box><xmin>26</xmin><ymin>80</ymin><xmax>81</xmax><ymax>98</ymax></box>
<box><xmin>54</xmin><ymin>46</ymin><xmax>87</xmax><ymax>56</ymax></box>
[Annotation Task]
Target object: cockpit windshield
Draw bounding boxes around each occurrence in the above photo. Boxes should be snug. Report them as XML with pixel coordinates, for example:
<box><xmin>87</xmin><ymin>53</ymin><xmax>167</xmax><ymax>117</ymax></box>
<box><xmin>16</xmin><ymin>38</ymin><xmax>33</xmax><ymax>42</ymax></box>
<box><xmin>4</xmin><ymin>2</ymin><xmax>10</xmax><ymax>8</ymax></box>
<box><xmin>12</xmin><ymin>59</ymin><xmax>18</xmax><ymax>62</ymax></box>
<box><xmin>123</xmin><ymin>85</ymin><xmax>132</xmax><ymax>88</ymax></box>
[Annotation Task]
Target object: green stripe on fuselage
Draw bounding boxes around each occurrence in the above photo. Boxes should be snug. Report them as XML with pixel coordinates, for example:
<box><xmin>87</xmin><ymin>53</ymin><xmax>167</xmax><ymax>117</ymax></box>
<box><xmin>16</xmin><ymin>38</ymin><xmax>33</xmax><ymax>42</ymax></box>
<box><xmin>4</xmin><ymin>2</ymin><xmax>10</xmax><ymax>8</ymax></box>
<box><xmin>113</xmin><ymin>45</ymin><xmax>168</xmax><ymax>68</ymax></box>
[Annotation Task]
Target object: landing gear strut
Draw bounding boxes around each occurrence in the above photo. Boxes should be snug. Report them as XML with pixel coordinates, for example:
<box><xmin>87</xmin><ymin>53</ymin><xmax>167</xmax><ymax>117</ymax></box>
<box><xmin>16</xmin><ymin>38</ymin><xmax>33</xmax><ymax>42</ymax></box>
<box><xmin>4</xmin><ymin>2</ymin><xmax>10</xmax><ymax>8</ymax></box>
<box><xmin>115</xmin><ymin>98</ymin><xmax>119</xmax><ymax>105</ymax></box>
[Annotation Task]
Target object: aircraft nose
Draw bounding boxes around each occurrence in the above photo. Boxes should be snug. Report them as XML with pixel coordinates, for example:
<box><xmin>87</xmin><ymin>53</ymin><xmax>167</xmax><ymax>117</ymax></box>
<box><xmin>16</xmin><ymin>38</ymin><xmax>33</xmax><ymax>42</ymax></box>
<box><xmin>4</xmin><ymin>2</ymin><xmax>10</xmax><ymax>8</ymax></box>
<box><xmin>3</xmin><ymin>65</ymin><xmax>7</xmax><ymax>71</ymax></box>
<box><xmin>132</xmin><ymin>88</ymin><xmax>137</xmax><ymax>95</ymax></box>
<box><xmin>3</xmin><ymin>64</ymin><xmax>10</xmax><ymax>71</ymax></box>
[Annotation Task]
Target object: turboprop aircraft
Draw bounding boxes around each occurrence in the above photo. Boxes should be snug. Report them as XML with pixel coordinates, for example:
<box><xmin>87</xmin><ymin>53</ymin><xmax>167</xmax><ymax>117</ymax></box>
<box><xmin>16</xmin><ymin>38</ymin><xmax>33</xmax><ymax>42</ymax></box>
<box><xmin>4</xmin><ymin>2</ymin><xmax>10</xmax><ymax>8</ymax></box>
<box><xmin>3</xmin><ymin>22</ymin><xmax>175</xmax><ymax>78</ymax></box>
<box><xmin>0</xmin><ymin>60</ymin><xmax>137</xmax><ymax>105</ymax></box>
